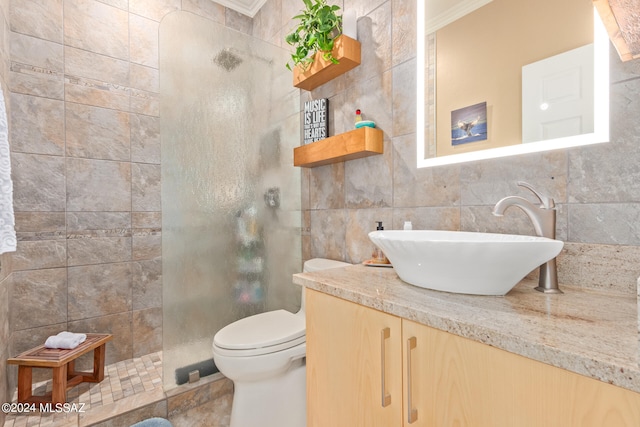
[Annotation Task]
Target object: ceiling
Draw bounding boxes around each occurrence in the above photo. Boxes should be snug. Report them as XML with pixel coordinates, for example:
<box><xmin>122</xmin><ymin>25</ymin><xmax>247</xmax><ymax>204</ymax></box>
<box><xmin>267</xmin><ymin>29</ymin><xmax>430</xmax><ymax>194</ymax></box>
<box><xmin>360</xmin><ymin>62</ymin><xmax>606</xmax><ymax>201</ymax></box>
<box><xmin>220</xmin><ymin>0</ymin><xmax>498</xmax><ymax>26</ymax></box>
<box><xmin>215</xmin><ymin>0</ymin><xmax>267</xmax><ymax>17</ymax></box>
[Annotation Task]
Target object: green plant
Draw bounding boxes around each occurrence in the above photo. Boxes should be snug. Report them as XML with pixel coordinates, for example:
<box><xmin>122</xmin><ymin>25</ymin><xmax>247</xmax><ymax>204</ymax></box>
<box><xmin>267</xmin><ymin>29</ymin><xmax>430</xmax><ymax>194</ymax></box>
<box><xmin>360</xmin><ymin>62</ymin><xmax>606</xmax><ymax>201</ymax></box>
<box><xmin>285</xmin><ymin>0</ymin><xmax>342</xmax><ymax>71</ymax></box>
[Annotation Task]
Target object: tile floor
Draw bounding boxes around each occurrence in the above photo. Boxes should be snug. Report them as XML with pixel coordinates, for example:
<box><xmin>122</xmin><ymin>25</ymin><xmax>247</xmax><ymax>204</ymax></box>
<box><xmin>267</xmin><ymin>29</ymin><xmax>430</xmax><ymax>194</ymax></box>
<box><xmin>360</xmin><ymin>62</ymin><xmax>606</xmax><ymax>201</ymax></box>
<box><xmin>3</xmin><ymin>352</ymin><xmax>232</xmax><ymax>427</ymax></box>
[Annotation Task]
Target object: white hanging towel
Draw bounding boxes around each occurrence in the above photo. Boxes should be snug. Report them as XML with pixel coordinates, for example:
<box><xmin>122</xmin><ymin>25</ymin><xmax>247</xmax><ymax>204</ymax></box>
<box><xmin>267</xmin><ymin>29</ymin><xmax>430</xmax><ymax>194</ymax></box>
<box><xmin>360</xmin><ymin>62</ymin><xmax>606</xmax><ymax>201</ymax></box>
<box><xmin>0</xmin><ymin>88</ymin><xmax>15</xmax><ymax>254</ymax></box>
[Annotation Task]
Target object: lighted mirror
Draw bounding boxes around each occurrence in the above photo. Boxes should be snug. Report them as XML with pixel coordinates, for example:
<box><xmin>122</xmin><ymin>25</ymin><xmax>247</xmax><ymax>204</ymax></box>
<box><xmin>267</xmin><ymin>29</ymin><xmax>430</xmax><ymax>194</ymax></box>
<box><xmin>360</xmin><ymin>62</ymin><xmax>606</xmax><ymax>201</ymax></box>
<box><xmin>416</xmin><ymin>0</ymin><xmax>610</xmax><ymax>168</ymax></box>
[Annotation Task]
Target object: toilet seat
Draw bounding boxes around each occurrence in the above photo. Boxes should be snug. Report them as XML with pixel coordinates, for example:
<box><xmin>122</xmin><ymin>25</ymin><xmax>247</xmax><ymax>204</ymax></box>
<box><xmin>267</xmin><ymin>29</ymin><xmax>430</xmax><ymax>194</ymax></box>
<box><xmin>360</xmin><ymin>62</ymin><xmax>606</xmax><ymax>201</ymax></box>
<box><xmin>213</xmin><ymin>309</ymin><xmax>305</xmax><ymax>357</ymax></box>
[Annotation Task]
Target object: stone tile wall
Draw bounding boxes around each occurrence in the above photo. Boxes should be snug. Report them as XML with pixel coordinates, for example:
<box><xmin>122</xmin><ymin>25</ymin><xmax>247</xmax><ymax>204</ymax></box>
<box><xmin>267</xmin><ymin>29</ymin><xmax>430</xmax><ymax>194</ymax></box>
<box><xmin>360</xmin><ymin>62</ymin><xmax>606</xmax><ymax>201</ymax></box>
<box><xmin>5</xmin><ymin>0</ymin><xmax>255</xmax><ymax>393</ymax></box>
<box><xmin>266</xmin><ymin>0</ymin><xmax>640</xmax><ymax>295</ymax></box>
<box><xmin>0</xmin><ymin>0</ymin><xmax>10</xmax><ymax>422</ymax></box>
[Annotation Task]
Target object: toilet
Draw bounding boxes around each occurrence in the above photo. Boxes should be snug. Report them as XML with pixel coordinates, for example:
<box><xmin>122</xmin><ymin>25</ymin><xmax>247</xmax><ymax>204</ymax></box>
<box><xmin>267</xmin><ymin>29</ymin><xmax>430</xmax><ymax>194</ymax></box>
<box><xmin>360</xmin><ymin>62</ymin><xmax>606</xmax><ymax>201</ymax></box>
<box><xmin>212</xmin><ymin>258</ymin><xmax>351</xmax><ymax>427</ymax></box>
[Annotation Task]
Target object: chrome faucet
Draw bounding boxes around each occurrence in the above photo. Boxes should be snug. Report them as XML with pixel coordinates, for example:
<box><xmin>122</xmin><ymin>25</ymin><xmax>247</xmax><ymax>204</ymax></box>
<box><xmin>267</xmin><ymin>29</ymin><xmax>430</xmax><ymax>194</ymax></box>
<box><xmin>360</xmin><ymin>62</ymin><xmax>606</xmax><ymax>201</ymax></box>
<box><xmin>492</xmin><ymin>181</ymin><xmax>562</xmax><ymax>294</ymax></box>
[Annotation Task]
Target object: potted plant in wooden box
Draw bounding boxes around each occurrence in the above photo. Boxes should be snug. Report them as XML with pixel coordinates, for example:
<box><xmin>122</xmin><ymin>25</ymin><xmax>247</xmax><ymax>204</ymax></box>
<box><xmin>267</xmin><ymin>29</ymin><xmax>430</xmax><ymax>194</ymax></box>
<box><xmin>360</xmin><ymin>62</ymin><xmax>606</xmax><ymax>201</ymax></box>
<box><xmin>285</xmin><ymin>0</ymin><xmax>361</xmax><ymax>91</ymax></box>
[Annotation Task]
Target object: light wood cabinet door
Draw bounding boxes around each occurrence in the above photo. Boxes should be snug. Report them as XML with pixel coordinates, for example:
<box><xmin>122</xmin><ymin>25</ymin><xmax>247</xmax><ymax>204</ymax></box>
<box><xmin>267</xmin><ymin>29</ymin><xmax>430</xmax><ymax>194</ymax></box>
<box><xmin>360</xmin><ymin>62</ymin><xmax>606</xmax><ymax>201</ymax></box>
<box><xmin>306</xmin><ymin>289</ymin><xmax>403</xmax><ymax>427</ymax></box>
<box><xmin>403</xmin><ymin>319</ymin><xmax>640</xmax><ymax>427</ymax></box>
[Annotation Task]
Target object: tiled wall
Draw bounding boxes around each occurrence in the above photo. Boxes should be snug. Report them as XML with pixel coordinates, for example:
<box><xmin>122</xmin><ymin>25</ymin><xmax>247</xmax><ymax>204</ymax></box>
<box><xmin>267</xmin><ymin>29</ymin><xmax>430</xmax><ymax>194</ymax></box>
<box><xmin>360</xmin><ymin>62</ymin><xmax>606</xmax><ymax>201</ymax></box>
<box><xmin>271</xmin><ymin>0</ymin><xmax>640</xmax><ymax>295</ymax></box>
<box><xmin>0</xmin><ymin>0</ymin><xmax>10</xmax><ymax>421</ymax></box>
<box><xmin>5</xmin><ymin>0</ymin><xmax>258</xmax><ymax>393</ymax></box>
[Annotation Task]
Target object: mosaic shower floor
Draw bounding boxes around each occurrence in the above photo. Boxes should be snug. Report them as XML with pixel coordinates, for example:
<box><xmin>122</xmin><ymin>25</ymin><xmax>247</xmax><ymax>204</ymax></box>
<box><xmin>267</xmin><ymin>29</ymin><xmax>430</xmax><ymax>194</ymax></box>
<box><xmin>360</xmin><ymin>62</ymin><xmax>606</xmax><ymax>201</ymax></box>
<box><xmin>3</xmin><ymin>352</ymin><xmax>232</xmax><ymax>427</ymax></box>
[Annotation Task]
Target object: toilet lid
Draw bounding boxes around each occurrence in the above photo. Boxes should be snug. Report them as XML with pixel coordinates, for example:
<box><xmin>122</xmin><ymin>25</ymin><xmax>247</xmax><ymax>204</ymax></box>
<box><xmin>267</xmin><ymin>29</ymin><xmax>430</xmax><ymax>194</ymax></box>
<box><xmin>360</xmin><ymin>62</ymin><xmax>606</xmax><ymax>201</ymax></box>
<box><xmin>214</xmin><ymin>310</ymin><xmax>305</xmax><ymax>351</ymax></box>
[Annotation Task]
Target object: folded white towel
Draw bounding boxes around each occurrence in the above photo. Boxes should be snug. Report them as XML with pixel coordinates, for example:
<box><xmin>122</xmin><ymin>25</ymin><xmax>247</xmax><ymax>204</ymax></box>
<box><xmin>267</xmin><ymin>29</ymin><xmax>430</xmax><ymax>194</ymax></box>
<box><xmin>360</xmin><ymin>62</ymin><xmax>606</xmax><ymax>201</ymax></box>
<box><xmin>44</xmin><ymin>331</ymin><xmax>87</xmax><ymax>350</ymax></box>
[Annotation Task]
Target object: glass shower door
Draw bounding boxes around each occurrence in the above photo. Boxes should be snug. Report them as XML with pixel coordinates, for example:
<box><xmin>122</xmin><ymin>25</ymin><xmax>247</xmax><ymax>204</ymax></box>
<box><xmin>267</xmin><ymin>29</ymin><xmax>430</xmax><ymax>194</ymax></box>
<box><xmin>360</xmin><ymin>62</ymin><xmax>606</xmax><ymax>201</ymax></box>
<box><xmin>160</xmin><ymin>11</ymin><xmax>301</xmax><ymax>389</ymax></box>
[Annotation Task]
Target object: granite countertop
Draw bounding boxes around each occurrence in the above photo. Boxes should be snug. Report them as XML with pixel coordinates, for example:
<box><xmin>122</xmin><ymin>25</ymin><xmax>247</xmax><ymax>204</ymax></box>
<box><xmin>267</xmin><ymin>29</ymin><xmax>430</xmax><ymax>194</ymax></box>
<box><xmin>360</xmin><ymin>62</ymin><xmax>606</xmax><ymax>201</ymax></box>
<box><xmin>293</xmin><ymin>264</ymin><xmax>640</xmax><ymax>394</ymax></box>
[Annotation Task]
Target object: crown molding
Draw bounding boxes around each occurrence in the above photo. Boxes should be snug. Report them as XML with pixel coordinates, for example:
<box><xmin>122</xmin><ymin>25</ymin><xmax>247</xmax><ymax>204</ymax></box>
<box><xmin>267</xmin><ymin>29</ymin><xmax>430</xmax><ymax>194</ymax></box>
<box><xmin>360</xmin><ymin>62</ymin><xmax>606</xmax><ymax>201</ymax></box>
<box><xmin>426</xmin><ymin>0</ymin><xmax>493</xmax><ymax>34</ymax></box>
<box><xmin>214</xmin><ymin>0</ymin><xmax>267</xmax><ymax>18</ymax></box>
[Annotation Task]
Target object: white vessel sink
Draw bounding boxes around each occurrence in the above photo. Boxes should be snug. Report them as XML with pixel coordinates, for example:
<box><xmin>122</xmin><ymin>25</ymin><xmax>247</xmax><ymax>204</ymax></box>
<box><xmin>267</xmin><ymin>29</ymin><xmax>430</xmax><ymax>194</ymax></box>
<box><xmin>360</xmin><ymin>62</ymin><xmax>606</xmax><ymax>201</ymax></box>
<box><xmin>368</xmin><ymin>230</ymin><xmax>563</xmax><ymax>296</ymax></box>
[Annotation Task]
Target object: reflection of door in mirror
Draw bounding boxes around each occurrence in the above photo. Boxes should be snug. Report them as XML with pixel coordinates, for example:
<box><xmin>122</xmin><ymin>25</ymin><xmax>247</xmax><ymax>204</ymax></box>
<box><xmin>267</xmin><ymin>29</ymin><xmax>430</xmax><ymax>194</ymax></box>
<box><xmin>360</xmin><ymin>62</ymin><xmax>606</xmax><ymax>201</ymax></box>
<box><xmin>431</xmin><ymin>0</ymin><xmax>593</xmax><ymax>158</ymax></box>
<box><xmin>522</xmin><ymin>44</ymin><xmax>594</xmax><ymax>143</ymax></box>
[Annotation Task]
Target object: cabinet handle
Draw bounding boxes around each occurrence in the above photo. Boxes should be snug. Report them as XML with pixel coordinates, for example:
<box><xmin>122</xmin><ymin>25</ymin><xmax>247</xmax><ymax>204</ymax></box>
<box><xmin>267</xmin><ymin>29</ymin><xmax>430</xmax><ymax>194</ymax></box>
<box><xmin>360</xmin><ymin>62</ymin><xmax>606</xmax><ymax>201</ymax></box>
<box><xmin>406</xmin><ymin>336</ymin><xmax>418</xmax><ymax>424</ymax></box>
<box><xmin>380</xmin><ymin>327</ymin><xmax>392</xmax><ymax>407</ymax></box>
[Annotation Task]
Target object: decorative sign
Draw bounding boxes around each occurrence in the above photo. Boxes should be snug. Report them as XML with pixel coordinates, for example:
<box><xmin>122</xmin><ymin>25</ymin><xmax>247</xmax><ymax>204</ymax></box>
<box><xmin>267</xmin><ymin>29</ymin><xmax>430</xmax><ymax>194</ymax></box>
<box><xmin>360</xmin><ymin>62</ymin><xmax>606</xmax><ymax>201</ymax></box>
<box><xmin>303</xmin><ymin>98</ymin><xmax>328</xmax><ymax>145</ymax></box>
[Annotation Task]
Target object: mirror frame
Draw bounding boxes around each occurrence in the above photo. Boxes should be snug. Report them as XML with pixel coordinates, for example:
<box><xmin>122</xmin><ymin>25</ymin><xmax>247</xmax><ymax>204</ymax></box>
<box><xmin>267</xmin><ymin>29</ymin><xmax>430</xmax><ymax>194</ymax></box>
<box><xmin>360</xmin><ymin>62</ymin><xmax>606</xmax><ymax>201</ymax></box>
<box><xmin>416</xmin><ymin>3</ymin><xmax>610</xmax><ymax>168</ymax></box>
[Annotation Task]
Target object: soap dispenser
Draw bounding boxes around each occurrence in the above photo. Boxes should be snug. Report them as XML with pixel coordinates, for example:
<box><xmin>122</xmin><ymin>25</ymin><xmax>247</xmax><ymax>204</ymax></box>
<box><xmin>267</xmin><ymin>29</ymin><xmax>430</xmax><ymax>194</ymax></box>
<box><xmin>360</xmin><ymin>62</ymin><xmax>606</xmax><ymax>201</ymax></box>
<box><xmin>371</xmin><ymin>221</ymin><xmax>390</xmax><ymax>264</ymax></box>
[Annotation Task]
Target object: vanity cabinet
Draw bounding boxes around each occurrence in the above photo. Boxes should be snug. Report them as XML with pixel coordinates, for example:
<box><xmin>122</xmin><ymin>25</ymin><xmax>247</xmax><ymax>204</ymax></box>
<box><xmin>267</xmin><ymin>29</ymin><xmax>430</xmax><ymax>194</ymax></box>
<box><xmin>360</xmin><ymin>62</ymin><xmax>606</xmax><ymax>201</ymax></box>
<box><xmin>305</xmin><ymin>288</ymin><xmax>403</xmax><ymax>426</ymax></box>
<box><xmin>305</xmin><ymin>288</ymin><xmax>640</xmax><ymax>427</ymax></box>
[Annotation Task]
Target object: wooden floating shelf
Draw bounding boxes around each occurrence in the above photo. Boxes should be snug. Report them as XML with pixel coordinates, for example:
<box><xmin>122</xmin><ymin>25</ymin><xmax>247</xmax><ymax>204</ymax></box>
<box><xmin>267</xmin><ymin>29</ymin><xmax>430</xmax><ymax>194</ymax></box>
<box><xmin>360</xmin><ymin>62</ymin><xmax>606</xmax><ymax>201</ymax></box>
<box><xmin>293</xmin><ymin>35</ymin><xmax>361</xmax><ymax>91</ymax></box>
<box><xmin>294</xmin><ymin>127</ymin><xmax>383</xmax><ymax>168</ymax></box>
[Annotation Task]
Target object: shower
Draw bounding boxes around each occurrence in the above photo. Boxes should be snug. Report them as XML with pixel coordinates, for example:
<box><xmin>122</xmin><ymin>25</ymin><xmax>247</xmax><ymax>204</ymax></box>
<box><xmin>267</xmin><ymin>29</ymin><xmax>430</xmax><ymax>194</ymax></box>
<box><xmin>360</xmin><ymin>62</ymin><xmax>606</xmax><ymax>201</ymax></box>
<box><xmin>159</xmin><ymin>12</ymin><xmax>302</xmax><ymax>389</ymax></box>
<box><xmin>212</xmin><ymin>48</ymin><xmax>243</xmax><ymax>72</ymax></box>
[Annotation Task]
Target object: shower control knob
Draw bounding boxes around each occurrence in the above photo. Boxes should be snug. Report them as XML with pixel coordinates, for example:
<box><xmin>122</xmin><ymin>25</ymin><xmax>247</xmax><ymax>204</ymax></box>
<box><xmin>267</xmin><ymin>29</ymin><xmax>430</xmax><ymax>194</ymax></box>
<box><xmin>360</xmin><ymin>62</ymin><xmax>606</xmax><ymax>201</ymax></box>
<box><xmin>264</xmin><ymin>187</ymin><xmax>280</xmax><ymax>208</ymax></box>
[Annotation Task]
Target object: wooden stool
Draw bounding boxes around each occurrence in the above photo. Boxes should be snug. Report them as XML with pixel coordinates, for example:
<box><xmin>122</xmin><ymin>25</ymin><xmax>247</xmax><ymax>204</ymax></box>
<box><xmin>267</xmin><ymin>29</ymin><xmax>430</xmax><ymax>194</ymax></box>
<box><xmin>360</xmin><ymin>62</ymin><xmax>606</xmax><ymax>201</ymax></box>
<box><xmin>7</xmin><ymin>333</ymin><xmax>112</xmax><ymax>404</ymax></box>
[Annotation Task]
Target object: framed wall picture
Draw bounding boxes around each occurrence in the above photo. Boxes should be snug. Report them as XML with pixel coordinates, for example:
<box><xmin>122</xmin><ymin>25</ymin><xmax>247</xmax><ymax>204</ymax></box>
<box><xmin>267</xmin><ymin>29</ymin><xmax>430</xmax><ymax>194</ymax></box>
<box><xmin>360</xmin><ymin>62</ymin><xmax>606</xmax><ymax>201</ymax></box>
<box><xmin>451</xmin><ymin>101</ymin><xmax>488</xmax><ymax>146</ymax></box>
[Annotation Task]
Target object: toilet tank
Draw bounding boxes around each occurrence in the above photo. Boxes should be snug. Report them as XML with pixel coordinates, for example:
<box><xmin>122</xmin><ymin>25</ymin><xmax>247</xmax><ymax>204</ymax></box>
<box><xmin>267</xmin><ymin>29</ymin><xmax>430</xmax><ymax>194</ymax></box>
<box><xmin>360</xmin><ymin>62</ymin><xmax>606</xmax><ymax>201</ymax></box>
<box><xmin>303</xmin><ymin>258</ymin><xmax>351</xmax><ymax>273</ymax></box>
<box><xmin>299</xmin><ymin>258</ymin><xmax>351</xmax><ymax>314</ymax></box>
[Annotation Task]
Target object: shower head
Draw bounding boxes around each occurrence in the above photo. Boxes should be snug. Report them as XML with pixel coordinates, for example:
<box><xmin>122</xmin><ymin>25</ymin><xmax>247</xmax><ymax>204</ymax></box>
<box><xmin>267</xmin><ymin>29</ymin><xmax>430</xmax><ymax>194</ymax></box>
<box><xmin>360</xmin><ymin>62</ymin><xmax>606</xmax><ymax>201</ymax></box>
<box><xmin>212</xmin><ymin>48</ymin><xmax>243</xmax><ymax>72</ymax></box>
<box><xmin>212</xmin><ymin>47</ymin><xmax>274</xmax><ymax>72</ymax></box>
